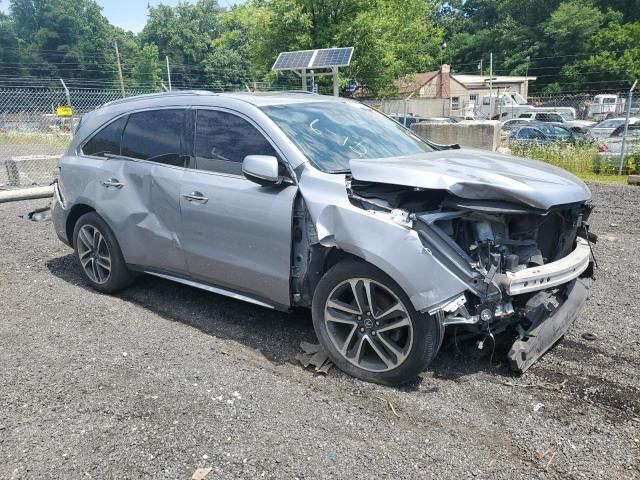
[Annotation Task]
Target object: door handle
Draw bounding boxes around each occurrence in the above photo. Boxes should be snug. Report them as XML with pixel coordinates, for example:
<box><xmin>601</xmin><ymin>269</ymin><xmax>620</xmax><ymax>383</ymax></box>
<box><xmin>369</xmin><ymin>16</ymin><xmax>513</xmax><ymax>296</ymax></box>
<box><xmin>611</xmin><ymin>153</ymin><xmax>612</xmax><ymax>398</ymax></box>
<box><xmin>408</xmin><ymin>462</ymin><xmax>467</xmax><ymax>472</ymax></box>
<box><xmin>181</xmin><ymin>191</ymin><xmax>208</xmax><ymax>204</ymax></box>
<box><xmin>101</xmin><ymin>178</ymin><xmax>124</xmax><ymax>189</ymax></box>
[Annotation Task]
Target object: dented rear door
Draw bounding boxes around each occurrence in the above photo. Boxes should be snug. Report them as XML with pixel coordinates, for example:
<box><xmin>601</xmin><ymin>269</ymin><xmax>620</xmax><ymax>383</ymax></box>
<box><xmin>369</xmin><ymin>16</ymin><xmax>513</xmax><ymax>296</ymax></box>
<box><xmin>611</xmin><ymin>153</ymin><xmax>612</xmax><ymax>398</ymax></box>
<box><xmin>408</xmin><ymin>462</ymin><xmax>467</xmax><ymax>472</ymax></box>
<box><xmin>96</xmin><ymin>108</ymin><xmax>189</xmax><ymax>274</ymax></box>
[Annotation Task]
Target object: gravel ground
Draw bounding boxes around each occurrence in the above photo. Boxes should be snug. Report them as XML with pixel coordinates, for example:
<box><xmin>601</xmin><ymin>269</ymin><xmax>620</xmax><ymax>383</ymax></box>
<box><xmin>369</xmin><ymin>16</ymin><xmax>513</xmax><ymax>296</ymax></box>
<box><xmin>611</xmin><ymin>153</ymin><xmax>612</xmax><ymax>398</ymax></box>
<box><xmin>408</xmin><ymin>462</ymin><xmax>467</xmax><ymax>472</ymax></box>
<box><xmin>1</xmin><ymin>182</ymin><xmax>639</xmax><ymax>480</ymax></box>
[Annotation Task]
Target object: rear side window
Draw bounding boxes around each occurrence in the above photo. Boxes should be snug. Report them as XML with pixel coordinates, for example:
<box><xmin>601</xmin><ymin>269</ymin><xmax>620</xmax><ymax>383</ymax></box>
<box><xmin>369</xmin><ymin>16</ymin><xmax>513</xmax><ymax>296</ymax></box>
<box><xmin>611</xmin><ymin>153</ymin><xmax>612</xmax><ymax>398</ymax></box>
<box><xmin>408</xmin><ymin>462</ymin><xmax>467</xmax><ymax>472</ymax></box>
<box><xmin>82</xmin><ymin>116</ymin><xmax>127</xmax><ymax>157</ymax></box>
<box><xmin>194</xmin><ymin>109</ymin><xmax>278</xmax><ymax>175</ymax></box>
<box><xmin>121</xmin><ymin>109</ymin><xmax>186</xmax><ymax>167</ymax></box>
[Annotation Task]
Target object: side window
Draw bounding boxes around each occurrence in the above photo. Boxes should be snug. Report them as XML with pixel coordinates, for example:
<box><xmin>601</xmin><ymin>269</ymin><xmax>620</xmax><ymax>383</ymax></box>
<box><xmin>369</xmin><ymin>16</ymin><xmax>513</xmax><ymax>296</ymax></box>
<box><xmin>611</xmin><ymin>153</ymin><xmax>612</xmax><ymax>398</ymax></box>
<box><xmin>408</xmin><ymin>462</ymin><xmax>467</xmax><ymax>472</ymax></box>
<box><xmin>518</xmin><ymin>128</ymin><xmax>531</xmax><ymax>138</ymax></box>
<box><xmin>194</xmin><ymin>109</ymin><xmax>278</xmax><ymax>175</ymax></box>
<box><xmin>121</xmin><ymin>109</ymin><xmax>186</xmax><ymax>167</ymax></box>
<box><xmin>531</xmin><ymin>129</ymin><xmax>546</xmax><ymax>139</ymax></box>
<box><xmin>82</xmin><ymin>116</ymin><xmax>127</xmax><ymax>157</ymax></box>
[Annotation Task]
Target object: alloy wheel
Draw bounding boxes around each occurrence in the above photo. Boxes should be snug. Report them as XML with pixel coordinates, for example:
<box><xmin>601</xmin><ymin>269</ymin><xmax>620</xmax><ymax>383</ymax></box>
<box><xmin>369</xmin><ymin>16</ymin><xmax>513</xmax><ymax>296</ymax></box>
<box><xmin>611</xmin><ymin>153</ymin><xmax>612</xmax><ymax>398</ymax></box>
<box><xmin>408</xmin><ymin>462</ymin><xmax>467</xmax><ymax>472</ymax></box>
<box><xmin>77</xmin><ymin>225</ymin><xmax>112</xmax><ymax>285</ymax></box>
<box><xmin>324</xmin><ymin>278</ymin><xmax>413</xmax><ymax>372</ymax></box>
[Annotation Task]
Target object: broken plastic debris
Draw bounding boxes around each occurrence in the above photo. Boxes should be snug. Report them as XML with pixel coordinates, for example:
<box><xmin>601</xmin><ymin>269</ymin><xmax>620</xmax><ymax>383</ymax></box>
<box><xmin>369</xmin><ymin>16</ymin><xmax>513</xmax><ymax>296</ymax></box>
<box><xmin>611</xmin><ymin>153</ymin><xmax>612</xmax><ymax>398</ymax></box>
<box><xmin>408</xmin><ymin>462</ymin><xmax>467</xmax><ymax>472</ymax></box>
<box><xmin>533</xmin><ymin>403</ymin><xmax>545</xmax><ymax>413</ymax></box>
<box><xmin>192</xmin><ymin>467</ymin><xmax>213</xmax><ymax>480</ymax></box>
<box><xmin>296</xmin><ymin>342</ymin><xmax>333</xmax><ymax>374</ymax></box>
<box><xmin>21</xmin><ymin>205</ymin><xmax>52</xmax><ymax>222</ymax></box>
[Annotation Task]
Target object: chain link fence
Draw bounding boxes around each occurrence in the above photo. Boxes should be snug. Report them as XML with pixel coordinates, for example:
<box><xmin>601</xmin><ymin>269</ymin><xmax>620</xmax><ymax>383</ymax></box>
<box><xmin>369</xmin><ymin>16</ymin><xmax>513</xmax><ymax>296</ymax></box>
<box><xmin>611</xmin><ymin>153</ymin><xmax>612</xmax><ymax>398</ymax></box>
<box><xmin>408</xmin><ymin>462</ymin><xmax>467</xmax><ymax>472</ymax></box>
<box><xmin>2</xmin><ymin>86</ymin><xmax>637</xmax><ymax>190</ymax></box>
<box><xmin>0</xmin><ymin>87</ymin><xmax>154</xmax><ymax>190</ymax></box>
<box><xmin>366</xmin><ymin>89</ymin><xmax>640</xmax><ymax>177</ymax></box>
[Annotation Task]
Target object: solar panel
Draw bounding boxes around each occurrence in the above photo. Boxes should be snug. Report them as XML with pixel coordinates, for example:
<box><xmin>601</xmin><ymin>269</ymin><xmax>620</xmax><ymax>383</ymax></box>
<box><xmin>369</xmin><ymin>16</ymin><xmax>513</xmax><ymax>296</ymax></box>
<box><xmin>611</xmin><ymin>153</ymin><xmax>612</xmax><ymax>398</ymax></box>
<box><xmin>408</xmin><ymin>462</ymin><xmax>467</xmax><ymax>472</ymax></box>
<box><xmin>311</xmin><ymin>47</ymin><xmax>354</xmax><ymax>69</ymax></box>
<box><xmin>272</xmin><ymin>50</ymin><xmax>315</xmax><ymax>71</ymax></box>
<box><xmin>272</xmin><ymin>47</ymin><xmax>354</xmax><ymax>71</ymax></box>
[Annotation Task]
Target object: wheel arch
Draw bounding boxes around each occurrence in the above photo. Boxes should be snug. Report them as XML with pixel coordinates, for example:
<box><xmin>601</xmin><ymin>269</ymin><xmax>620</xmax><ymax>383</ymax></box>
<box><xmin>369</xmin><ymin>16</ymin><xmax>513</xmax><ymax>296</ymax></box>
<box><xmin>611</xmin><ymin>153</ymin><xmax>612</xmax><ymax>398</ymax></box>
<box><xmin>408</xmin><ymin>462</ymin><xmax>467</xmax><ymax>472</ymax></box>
<box><xmin>66</xmin><ymin>204</ymin><xmax>95</xmax><ymax>246</ymax></box>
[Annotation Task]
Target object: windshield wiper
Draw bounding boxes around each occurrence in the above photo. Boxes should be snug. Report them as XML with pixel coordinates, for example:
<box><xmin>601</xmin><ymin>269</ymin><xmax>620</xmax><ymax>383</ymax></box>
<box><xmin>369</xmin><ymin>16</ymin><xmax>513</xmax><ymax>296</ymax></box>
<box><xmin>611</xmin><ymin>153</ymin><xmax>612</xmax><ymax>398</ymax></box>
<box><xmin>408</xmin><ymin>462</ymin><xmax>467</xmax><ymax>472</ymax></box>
<box><xmin>328</xmin><ymin>168</ymin><xmax>352</xmax><ymax>174</ymax></box>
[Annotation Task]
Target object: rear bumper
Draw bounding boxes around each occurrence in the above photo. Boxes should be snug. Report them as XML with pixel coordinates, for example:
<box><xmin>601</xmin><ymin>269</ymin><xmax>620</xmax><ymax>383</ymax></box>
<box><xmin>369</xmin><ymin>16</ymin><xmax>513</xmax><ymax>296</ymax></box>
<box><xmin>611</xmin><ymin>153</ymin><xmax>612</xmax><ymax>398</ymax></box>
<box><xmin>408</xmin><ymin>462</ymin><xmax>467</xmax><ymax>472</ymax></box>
<box><xmin>51</xmin><ymin>182</ymin><xmax>71</xmax><ymax>247</ymax></box>
<box><xmin>508</xmin><ymin>276</ymin><xmax>592</xmax><ymax>373</ymax></box>
<box><xmin>496</xmin><ymin>237</ymin><xmax>591</xmax><ymax>295</ymax></box>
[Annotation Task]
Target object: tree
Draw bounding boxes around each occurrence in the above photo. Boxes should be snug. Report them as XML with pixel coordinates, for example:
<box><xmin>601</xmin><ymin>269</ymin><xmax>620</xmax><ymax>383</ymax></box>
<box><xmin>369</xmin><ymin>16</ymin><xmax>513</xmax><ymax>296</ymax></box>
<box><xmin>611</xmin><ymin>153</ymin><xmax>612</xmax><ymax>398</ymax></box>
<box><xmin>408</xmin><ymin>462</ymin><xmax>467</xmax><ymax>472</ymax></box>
<box><xmin>131</xmin><ymin>43</ymin><xmax>163</xmax><ymax>90</ymax></box>
<box><xmin>9</xmin><ymin>0</ymin><xmax>118</xmax><ymax>84</ymax></box>
<box><xmin>251</xmin><ymin>0</ymin><xmax>443</xmax><ymax>95</ymax></box>
<box><xmin>140</xmin><ymin>0</ymin><xmax>223</xmax><ymax>88</ymax></box>
<box><xmin>561</xmin><ymin>20</ymin><xmax>640</xmax><ymax>90</ymax></box>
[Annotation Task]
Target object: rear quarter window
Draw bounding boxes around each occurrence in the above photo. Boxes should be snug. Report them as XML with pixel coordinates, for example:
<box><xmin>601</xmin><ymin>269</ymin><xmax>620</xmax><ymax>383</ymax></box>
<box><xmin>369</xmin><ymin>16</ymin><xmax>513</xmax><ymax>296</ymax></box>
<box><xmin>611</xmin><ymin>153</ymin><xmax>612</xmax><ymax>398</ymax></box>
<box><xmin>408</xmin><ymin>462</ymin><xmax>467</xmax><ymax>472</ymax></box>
<box><xmin>82</xmin><ymin>116</ymin><xmax>128</xmax><ymax>157</ymax></box>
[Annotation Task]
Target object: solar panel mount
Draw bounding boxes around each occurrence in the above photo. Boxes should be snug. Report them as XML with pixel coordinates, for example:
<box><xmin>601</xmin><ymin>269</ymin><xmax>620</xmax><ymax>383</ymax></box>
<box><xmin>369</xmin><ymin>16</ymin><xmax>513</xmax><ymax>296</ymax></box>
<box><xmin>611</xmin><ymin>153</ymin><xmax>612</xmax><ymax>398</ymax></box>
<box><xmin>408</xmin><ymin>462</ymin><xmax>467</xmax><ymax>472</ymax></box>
<box><xmin>272</xmin><ymin>47</ymin><xmax>354</xmax><ymax>71</ymax></box>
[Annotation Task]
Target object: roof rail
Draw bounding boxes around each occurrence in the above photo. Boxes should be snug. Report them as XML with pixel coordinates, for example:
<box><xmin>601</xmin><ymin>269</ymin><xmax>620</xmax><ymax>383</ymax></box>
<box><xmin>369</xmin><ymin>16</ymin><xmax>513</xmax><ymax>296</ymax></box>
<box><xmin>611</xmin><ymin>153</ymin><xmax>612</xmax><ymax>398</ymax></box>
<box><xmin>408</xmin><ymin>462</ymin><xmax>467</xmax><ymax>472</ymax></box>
<box><xmin>101</xmin><ymin>90</ymin><xmax>216</xmax><ymax>108</ymax></box>
<box><xmin>279</xmin><ymin>90</ymin><xmax>317</xmax><ymax>94</ymax></box>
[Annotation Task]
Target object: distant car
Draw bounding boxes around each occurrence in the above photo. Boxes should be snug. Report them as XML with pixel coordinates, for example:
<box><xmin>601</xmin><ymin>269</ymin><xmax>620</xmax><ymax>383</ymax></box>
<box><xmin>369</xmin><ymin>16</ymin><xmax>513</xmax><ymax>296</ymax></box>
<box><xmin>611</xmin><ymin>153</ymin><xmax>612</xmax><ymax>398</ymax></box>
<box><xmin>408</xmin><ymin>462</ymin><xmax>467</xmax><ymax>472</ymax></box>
<box><xmin>387</xmin><ymin>114</ymin><xmax>421</xmax><ymax>128</ymax></box>
<box><xmin>527</xmin><ymin>121</ymin><xmax>577</xmax><ymax>143</ymax></box>
<box><xmin>416</xmin><ymin>117</ymin><xmax>460</xmax><ymax>124</ymax></box>
<box><xmin>518</xmin><ymin>111</ymin><xmax>594</xmax><ymax>130</ymax></box>
<box><xmin>501</xmin><ymin>118</ymin><xmax>530</xmax><ymax>132</ymax></box>
<box><xmin>508</xmin><ymin>126</ymin><xmax>553</xmax><ymax>145</ymax></box>
<box><xmin>595</xmin><ymin>124</ymin><xmax>640</xmax><ymax>173</ymax></box>
<box><xmin>590</xmin><ymin>117</ymin><xmax>640</xmax><ymax>140</ymax></box>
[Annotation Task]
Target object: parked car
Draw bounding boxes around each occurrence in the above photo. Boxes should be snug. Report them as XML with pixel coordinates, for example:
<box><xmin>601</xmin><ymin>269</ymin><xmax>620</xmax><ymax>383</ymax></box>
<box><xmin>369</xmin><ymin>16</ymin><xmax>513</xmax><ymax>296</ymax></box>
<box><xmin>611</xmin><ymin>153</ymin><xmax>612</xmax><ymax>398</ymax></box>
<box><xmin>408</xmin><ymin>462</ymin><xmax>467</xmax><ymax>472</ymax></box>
<box><xmin>595</xmin><ymin>124</ymin><xmax>640</xmax><ymax>173</ymax></box>
<box><xmin>52</xmin><ymin>91</ymin><xmax>595</xmax><ymax>385</ymax></box>
<box><xmin>508</xmin><ymin>126</ymin><xmax>554</xmax><ymax>145</ymax></box>
<box><xmin>527</xmin><ymin>121</ymin><xmax>578</xmax><ymax>143</ymax></box>
<box><xmin>590</xmin><ymin>117</ymin><xmax>640</xmax><ymax>140</ymax></box>
<box><xmin>500</xmin><ymin>118</ymin><xmax>531</xmax><ymax>140</ymax></box>
<box><xmin>518</xmin><ymin>111</ymin><xmax>594</xmax><ymax>130</ymax></box>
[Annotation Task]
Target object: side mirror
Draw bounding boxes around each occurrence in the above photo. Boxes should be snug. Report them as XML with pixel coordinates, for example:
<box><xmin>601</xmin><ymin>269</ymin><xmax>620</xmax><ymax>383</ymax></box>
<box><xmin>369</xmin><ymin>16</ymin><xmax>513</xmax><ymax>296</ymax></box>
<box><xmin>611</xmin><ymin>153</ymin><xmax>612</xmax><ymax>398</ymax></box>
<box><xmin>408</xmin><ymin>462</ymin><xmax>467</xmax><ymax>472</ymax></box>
<box><xmin>242</xmin><ymin>155</ymin><xmax>284</xmax><ymax>186</ymax></box>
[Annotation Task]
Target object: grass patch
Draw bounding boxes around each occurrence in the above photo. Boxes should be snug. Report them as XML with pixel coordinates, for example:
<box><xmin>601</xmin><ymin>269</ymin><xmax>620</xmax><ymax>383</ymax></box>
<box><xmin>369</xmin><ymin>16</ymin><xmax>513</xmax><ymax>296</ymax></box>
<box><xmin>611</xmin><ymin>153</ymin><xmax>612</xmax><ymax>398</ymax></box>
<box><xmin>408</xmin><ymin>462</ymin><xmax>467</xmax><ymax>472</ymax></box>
<box><xmin>509</xmin><ymin>142</ymin><xmax>636</xmax><ymax>184</ymax></box>
<box><xmin>0</xmin><ymin>132</ymin><xmax>71</xmax><ymax>148</ymax></box>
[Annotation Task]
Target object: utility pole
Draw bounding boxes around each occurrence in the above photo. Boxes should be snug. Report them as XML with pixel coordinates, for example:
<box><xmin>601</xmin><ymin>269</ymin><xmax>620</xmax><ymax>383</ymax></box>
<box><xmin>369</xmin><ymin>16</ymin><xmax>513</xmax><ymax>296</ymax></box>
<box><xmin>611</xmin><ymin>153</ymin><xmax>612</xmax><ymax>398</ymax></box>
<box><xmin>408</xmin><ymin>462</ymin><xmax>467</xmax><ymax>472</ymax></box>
<box><xmin>166</xmin><ymin>56</ymin><xmax>172</xmax><ymax>91</ymax></box>
<box><xmin>489</xmin><ymin>52</ymin><xmax>493</xmax><ymax>118</ymax></box>
<box><xmin>619</xmin><ymin>79</ymin><xmax>638</xmax><ymax>175</ymax></box>
<box><xmin>525</xmin><ymin>55</ymin><xmax>530</xmax><ymax>100</ymax></box>
<box><xmin>478</xmin><ymin>58</ymin><xmax>483</xmax><ymax>75</ymax></box>
<box><xmin>114</xmin><ymin>40</ymin><xmax>125</xmax><ymax>98</ymax></box>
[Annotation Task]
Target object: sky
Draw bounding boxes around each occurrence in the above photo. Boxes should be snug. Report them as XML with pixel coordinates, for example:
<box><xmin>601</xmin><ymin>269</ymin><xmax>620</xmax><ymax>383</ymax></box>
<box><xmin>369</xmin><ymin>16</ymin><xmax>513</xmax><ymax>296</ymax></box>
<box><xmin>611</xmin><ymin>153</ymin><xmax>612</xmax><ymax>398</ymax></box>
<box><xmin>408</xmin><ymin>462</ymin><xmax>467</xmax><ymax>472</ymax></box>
<box><xmin>0</xmin><ymin>0</ymin><xmax>242</xmax><ymax>33</ymax></box>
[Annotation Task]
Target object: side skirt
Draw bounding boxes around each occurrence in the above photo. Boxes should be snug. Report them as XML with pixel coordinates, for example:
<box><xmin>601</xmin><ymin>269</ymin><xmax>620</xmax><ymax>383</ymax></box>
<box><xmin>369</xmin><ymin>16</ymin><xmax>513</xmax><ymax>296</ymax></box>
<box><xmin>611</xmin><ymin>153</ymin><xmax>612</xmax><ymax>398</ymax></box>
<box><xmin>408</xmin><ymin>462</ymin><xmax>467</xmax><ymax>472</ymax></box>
<box><xmin>139</xmin><ymin>269</ymin><xmax>279</xmax><ymax>311</ymax></box>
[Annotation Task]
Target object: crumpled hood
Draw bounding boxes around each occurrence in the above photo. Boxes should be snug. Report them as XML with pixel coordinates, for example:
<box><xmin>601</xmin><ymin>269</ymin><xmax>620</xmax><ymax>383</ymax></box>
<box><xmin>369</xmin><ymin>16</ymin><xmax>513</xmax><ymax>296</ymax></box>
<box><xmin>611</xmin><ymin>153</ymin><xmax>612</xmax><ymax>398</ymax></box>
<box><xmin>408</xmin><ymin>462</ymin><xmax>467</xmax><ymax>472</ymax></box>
<box><xmin>349</xmin><ymin>149</ymin><xmax>591</xmax><ymax>210</ymax></box>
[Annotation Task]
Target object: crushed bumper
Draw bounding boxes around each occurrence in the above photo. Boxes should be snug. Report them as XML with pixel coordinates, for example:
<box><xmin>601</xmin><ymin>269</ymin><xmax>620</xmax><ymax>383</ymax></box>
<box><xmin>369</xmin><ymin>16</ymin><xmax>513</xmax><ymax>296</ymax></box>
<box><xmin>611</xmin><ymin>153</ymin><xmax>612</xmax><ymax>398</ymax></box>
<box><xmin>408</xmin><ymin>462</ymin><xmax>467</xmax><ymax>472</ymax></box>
<box><xmin>507</xmin><ymin>275</ymin><xmax>592</xmax><ymax>373</ymax></box>
<box><xmin>51</xmin><ymin>181</ymin><xmax>71</xmax><ymax>247</ymax></box>
<box><xmin>496</xmin><ymin>237</ymin><xmax>591</xmax><ymax>295</ymax></box>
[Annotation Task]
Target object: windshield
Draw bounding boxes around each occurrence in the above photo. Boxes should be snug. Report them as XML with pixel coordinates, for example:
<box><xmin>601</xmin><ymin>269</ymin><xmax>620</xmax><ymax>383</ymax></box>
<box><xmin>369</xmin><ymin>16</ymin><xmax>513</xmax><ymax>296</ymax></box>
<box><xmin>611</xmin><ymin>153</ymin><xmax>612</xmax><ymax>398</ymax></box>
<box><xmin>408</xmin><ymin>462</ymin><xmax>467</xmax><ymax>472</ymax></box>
<box><xmin>595</xmin><ymin>119</ymin><xmax>624</xmax><ymax>129</ymax></box>
<box><xmin>261</xmin><ymin>101</ymin><xmax>433</xmax><ymax>173</ymax></box>
<box><xmin>511</xmin><ymin>92</ymin><xmax>528</xmax><ymax>105</ymax></box>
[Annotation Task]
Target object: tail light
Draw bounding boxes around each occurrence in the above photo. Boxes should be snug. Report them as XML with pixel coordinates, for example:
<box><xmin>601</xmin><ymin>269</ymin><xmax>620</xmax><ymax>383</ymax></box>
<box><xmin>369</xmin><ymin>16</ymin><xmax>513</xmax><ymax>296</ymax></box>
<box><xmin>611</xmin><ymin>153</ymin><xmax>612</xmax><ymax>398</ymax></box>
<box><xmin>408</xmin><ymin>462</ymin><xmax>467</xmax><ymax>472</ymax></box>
<box><xmin>598</xmin><ymin>143</ymin><xmax>607</xmax><ymax>152</ymax></box>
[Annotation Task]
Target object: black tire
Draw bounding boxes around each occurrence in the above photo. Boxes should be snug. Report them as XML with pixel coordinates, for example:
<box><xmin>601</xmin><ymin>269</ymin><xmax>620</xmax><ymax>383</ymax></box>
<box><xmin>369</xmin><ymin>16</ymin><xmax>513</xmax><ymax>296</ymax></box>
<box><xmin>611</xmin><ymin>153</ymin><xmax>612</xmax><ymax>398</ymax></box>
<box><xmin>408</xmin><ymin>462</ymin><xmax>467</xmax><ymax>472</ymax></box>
<box><xmin>312</xmin><ymin>260</ymin><xmax>441</xmax><ymax>386</ymax></box>
<box><xmin>72</xmin><ymin>211</ymin><xmax>134</xmax><ymax>294</ymax></box>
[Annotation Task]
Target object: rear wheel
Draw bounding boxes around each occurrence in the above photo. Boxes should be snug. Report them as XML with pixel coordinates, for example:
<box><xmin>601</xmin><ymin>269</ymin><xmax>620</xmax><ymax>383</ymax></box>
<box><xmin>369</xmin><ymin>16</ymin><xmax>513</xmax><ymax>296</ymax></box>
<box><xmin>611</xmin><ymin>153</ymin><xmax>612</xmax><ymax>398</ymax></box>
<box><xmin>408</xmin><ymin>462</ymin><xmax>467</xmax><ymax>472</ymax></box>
<box><xmin>312</xmin><ymin>260</ymin><xmax>441</xmax><ymax>385</ymax></box>
<box><xmin>73</xmin><ymin>212</ymin><xmax>134</xmax><ymax>293</ymax></box>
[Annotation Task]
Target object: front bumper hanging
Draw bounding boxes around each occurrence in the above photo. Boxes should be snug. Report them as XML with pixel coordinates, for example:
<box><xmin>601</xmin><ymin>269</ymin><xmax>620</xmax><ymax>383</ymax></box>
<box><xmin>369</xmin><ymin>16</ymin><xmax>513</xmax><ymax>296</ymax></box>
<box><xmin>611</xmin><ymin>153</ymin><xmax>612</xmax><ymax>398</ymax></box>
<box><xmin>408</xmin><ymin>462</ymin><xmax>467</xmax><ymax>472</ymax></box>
<box><xmin>507</xmin><ymin>276</ymin><xmax>592</xmax><ymax>373</ymax></box>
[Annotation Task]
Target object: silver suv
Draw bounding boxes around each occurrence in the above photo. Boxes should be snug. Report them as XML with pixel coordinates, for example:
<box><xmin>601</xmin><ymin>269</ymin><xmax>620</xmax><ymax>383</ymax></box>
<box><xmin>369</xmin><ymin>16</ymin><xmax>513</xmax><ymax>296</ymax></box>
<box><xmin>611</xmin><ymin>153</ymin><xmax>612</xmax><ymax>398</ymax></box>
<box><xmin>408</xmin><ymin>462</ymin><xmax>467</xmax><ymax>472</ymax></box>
<box><xmin>53</xmin><ymin>91</ymin><xmax>595</xmax><ymax>385</ymax></box>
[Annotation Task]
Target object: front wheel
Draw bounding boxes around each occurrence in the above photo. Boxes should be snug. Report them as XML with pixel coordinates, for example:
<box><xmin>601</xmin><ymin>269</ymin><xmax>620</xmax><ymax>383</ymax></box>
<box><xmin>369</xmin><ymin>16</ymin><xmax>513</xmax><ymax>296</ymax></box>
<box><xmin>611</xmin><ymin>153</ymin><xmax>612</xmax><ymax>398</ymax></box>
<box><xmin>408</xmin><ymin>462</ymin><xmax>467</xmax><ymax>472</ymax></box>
<box><xmin>312</xmin><ymin>260</ymin><xmax>441</xmax><ymax>385</ymax></box>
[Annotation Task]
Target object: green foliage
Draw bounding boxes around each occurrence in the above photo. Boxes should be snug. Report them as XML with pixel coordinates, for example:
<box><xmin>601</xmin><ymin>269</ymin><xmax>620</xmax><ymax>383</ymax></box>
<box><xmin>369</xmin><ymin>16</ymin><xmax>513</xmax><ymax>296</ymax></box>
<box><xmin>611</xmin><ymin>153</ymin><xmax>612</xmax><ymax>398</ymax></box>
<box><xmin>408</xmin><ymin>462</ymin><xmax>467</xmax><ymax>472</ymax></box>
<box><xmin>131</xmin><ymin>44</ymin><xmax>163</xmax><ymax>90</ymax></box>
<box><xmin>9</xmin><ymin>0</ymin><xmax>118</xmax><ymax>81</ymax></box>
<box><xmin>2</xmin><ymin>0</ymin><xmax>639</xmax><ymax>95</ymax></box>
<box><xmin>437</xmin><ymin>0</ymin><xmax>640</xmax><ymax>94</ymax></box>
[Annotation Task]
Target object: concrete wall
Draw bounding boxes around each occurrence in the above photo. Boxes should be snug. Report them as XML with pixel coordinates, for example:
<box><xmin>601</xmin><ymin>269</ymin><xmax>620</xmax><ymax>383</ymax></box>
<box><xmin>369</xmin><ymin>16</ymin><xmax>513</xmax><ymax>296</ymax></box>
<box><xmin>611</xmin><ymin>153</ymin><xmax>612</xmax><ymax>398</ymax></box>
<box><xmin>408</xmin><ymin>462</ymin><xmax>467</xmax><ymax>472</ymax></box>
<box><xmin>364</xmin><ymin>98</ymin><xmax>450</xmax><ymax>118</ymax></box>
<box><xmin>411</xmin><ymin>121</ymin><xmax>500</xmax><ymax>151</ymax></box>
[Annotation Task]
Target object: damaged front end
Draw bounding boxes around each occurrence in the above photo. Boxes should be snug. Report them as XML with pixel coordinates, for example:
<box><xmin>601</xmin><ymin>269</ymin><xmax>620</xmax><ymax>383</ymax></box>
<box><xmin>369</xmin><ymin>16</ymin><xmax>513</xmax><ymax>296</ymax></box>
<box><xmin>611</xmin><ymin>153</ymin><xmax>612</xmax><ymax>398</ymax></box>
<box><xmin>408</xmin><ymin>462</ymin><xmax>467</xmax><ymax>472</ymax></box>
<box><xmin>347</xmin><ymin>179</ymin><xmax>596</xmax><ymax>373</ymax></box>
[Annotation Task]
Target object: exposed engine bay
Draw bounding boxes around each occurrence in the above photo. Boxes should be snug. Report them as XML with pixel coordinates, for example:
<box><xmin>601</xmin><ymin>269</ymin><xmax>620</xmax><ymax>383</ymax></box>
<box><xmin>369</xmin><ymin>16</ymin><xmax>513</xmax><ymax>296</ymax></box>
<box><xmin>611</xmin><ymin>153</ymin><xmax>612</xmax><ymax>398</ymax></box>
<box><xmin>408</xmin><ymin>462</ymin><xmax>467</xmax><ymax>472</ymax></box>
<box><xmin>346</xmin><ymin>178</ymin><xmax>597</xmax><ymax>372</ymax></box>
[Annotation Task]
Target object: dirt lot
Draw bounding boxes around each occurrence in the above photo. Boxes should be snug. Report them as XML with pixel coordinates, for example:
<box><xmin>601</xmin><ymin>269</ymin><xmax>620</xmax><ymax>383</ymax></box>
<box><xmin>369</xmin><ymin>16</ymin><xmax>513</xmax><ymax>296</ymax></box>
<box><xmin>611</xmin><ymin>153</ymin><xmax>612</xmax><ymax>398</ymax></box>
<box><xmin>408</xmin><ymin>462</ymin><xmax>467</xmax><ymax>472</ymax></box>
<box><xmin>1</xmin><ymin>182</ymin><xmax>639</xmax><ymax>479</ymax></box>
